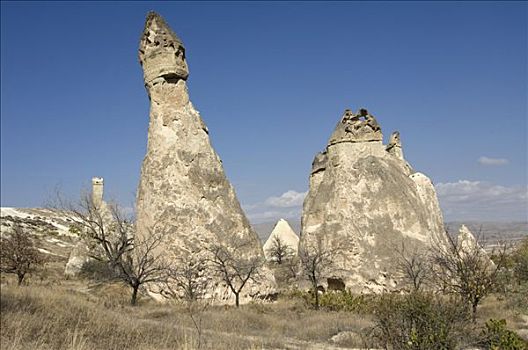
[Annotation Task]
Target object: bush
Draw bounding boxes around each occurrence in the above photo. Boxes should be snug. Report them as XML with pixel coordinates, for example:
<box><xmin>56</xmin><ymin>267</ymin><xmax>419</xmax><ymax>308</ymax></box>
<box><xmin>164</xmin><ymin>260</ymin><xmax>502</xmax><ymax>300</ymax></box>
<box><xmin>319</xmin><ymin>290</ymin><xmax>367</xmax><ymax>312</ymax></box>
<box><xmin>512</xmin><ymin>238</ymin><xmax>528</xmax><ymax>284</ymax></box>
<box><xmin>370</xmin><ymin>292</ymin><xmax>471</xmax><ymax>350</ymax></box>
<box><xmin>80</xmin><ymin>259</ymin><xmax>117</xmax><ymax>281</ymax></box>
<box><xmin>479</xmin><ymin>319</ymin><xmax>528</xmax><ymax>350</ymax></box>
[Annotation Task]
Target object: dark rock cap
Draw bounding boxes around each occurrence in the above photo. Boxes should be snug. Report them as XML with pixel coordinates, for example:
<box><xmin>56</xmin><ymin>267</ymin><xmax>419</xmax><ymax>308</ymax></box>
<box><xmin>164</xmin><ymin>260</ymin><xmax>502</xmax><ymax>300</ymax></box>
<box><xmin>139</xmin><ymin>11</ymin><xmax>189</xmax><ymax>84</ymax></box>
<box><xmin>143</xmin><ymin>11</ymin><xmax>184</xmax><ymax>48</ymax></box>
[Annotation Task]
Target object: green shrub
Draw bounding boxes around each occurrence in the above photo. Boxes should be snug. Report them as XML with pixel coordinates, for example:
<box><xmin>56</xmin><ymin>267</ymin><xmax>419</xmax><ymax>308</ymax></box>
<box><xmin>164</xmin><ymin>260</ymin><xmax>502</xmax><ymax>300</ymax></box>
<box><xmin>480</xmin><ymin>319</ymin><xmax>528</xmax><ymax>350</ymax></box>
<box><xmin>80</xmin><ymin>259</ymin><xmax>116</xmax><ymax>281</ymax></box>
<box><xmin>319</xmin><ymin>290</ymin><xmax>367</xmax><ymax>312</ymax></box>
<box><xmin>68</xmin><ymin>224</ymin><xmax>82</xmax><ymax>236</ymax></box>
<box><xmin>512</xmin><ymin>238</ymin><xmax>528</xmax><ymax>284</ymax></box>
<box><xmin>370</xmin><ymin>292</ymin><xmax>471</xmax><ymax>350</ymax></box>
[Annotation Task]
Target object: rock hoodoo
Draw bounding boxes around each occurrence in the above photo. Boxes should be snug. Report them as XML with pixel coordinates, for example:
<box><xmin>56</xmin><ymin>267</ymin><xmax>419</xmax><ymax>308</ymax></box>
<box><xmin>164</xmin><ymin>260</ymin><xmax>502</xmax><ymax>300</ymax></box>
<box><xmin>263</xmin><ymin>219</ymin><xmax>299</xmax><ymax>261</ymax></box>
<box><xmin>135</xmin><ymin>12</ymin><xmax>272</xmax><ymax>302</ymax></box>
<box><xmin>64</xmin><ymin>177</ymin><xmax>108</xmax><ymax>276</ymax></box>
<box><xmin>457</xmin><ymin>224</ymin><xmax>490</xmax><ymax>261</ymax></box>
<box><xmin>299</xmin><ymin>108</ymin><xmax>448</xmax><ymax>293</ymax></box>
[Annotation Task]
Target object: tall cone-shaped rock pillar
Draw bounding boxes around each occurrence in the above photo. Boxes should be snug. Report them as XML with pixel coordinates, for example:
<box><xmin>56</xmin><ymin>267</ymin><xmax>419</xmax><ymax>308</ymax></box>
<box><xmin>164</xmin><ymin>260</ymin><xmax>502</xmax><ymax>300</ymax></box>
<box><xmin>299</xmin><ymin>108</ymin><xmax>448</xmax><ymax>293</ymax></box>
<box><xmin>135</xmin><ymin>12</ymin><xmax>273</xmax><ymax>303</ymax></box>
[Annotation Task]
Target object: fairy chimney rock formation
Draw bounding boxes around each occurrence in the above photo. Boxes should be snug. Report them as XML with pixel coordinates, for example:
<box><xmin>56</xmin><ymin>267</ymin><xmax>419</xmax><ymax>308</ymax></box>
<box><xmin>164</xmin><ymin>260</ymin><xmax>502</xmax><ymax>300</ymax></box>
<box><xmin>91</xmin><ymin>177</ymin><xmax>104</xmax><ymax>208</ymax></box>
<box><xmin>135</xmin><ymin>12</ymin><xmax>274</xmax><ymax>303</ymax></box>
<box><xmin>300</xmin><ymin>108</ymin><xmax>448</xmax><ymax>293</ymax></box>
<box><xmin>263</xmin><ymin>219</ymin><xmax>299</xmax><ymax>261</ymax></box>
<box><xmin>457</xmin><ymin>225</ymin><xmax>489</xmax><ymax>256</ymax></box>
<box><xmin>65</xmin><ymin>177</ymin><xmax>107</xmax><ymax>276</ymax></box>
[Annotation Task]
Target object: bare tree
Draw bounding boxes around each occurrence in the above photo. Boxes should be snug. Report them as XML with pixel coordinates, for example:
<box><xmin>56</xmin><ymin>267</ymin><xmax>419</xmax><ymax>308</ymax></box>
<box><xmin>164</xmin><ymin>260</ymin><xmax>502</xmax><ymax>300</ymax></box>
<box><xmin>512</xmin><ymin>237</ymin><xmax>528</xmax><ymax>284</ymax></box>
<box><xmin>0</xmin><ymin>224</ymin><xmax>44</xmax><ymax>285</ymax></box>
<box><xmin>168</xmin><ymin>255</ymin><xmax>210</xmax><ymax>348</ymax></box>
<box><xmin>168</xmin><ymin>255</ymin><xmax>209</xmax><ymax>301</ymax></box>
<box><xmin>268</xmin><ymin>235</ymin><xmax>295</xmax><ymax>265</ymax></box>
<box><xmin>51</xmin><ymin>192</ymin><xmax>133</xmax><ymax>268</ymax></box>
<box><xmin>117</xmin><ymin>231</ymin><xmax>168</xmax><ymax>305</ymax></box>
<box><xmin>206</xmin><ymin>238</ymin><xmax>263</xmax><ymax>307</ymax></box>
<box><xmin>431</xmin><ymin>232</ymin><xmax>508</xmax><ymax>321</ymax></box>
<box><xmin>396</xmin><ymin>242</ymin><xmax>431</xmax><ymax>292</ymax></box>
<box><xmin>298</xmin><ymin>236</ymin><xmax>335</xmax><ymax>309</ymax></box>
<box><xmin>51</xmin><ymin>191</ymin><xmax>167</xmax><ymax>305</ymax></box>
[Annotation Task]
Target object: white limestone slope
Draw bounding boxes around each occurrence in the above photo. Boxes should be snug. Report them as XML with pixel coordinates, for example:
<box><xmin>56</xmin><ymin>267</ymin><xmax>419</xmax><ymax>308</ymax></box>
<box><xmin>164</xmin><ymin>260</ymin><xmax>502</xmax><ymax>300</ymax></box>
<box><xmin>263</xmin><ymin>219</ymin><xmax>299</xmax><ymax>261</ymax></box>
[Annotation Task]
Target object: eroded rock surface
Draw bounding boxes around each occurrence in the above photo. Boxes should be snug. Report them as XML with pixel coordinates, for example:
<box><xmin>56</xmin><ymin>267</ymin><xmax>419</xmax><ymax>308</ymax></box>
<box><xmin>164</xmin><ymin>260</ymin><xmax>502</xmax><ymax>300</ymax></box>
<box><xmin>300</xmin><ymin>108</ymin><xmax>448</xmax><ymax>293</ymax></box>
<box><xmin>135</xmin><ymin>12</ymin><xmax>274</xmax><ymax>303</ymax></box>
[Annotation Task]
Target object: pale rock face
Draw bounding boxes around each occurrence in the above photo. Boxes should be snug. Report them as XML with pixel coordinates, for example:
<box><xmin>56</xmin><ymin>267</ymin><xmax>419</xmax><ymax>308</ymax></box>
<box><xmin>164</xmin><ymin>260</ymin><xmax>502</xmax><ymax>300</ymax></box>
<box><xmin>300</xmin><ymin>108</ymin><xmax>448</xmax><ymax>293</ymax></box>
<box><xmin>92</xmin><ymin>177</ymin><xmax>104</xmax><ymax>209</ymax></box>
<box><xmin>386</xmin><ymin>131</ymin><xmax>404</xmax><ymax>160</ymax></box>
<box><xmin>135</xmin><ymin>12</ymin><xmax>274</xmax><ymax>304</ymax></box>
<box><xmin>263</xmin><ymin>219</ymin><xmax>300</xmax><ymax>261</ymax></box>
<box><xmin>64</xmin><ymin>242</ymin><xmax>91</xmax><ymax>276</ymax></box>
<box><xmin>457</xmin><ymin>224</ymin><xmax>489</xmax><ymax>258</ymax></box>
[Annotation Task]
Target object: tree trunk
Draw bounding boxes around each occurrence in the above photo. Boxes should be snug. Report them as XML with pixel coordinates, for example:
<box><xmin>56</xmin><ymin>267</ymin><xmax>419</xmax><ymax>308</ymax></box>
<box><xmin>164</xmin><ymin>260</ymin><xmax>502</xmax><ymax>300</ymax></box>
<box><xmin>17</xmin><ymin>273</ymin><xmax>24</xmax><ymax>286</ymax></box>
<box><xmin>314</xmin><ymin>287</ymin><xmax>320</xmax><ymax>310</ymax></box>
<box><xmin>235</xmin><ymin>292</ymin><xmax>240</xmax><ymax>308</ymax></box>
<box><xmin>472</xmin><ymin>301</ymin><xmax>478</xmax><ymax>322</ymax></box>
<box><xmin>131</xmin><ymin>285</ymin><xmax>139</xmax><ymax>306</ymax></box>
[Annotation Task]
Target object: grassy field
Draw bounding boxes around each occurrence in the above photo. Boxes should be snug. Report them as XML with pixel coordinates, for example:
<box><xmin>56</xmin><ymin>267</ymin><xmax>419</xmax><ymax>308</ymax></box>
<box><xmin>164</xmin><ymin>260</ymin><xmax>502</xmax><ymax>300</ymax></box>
<box><xmin>0</xmin><ymin>279</ymin><xmax>374</xmax><ymax>349</ymax></box>
<box><xmin>1</xmin><ymin>273</ymin><xmax>527</xmax><ymax>350</ymax></box>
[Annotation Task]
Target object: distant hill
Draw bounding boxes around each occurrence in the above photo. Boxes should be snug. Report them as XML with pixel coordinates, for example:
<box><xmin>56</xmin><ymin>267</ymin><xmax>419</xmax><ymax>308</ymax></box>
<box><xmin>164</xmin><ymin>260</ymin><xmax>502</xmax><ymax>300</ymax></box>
<box><xmin>2</xmin><ymin>207</ymin><xmax>525</xmax><ymax>248</ymax></box>
<box><xmin>252</xmin><ymin>218</ymin><xmax>527</xmax><ymax>244</ymax></box>
<box><xmin>445</xmin><ymin>221</ymin><xmax>527</xmax><ymax>244</ymax></box>
<box><xmin>252</xmin><ymin>220</ymin><xmax>301</xmax><ymax>242</ymax></box>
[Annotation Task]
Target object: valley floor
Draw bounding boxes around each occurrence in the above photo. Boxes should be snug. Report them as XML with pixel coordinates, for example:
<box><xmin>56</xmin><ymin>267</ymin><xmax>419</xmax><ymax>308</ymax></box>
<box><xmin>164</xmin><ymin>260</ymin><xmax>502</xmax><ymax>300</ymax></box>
<box><xmin>1</xmin><ymin>273</ymin><xmax>527</xmax><ymax>350</ymax></box>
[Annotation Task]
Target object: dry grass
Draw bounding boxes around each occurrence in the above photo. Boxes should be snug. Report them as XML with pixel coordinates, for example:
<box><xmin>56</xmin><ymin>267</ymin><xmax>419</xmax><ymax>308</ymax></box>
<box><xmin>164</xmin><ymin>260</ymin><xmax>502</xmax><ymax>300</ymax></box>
<box><xmin>0</xmin><ymin>281</ymin><xmax>264</xmax><ymax>350</ymax></box>
<box><xmin>0</xmin><ymin>279</ymin><xmax>373</xmax><ymax>349</ymax></box>
<box><xmin>2</xmin><ymin>271</ymin><xmax>526</xmax><ymax>350</ymax></box>
<box><xmin>141</xmin><ymin>297</ymin><xmax>373</xmax><ymax>345</ymax></box>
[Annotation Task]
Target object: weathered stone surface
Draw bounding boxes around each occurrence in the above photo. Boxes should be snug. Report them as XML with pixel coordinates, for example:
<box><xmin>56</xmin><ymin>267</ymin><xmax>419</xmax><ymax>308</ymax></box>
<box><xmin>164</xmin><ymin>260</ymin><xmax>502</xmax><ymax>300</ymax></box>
<box><xmin>64</xmin><ymin>242</ymin><xmax>91</xmax><ymax>276</ymax></box>
<box><xmin>328</xmin><ymin>108</ymin><xmax>383</xmax><ymax>145</ymax></box>
<box><xmin>135</xmin><ymin>12</ymin><xmax>274</xmax><ymax>303</ymax></box>
<box><xmin>386</xmin><ymin>131</ymin><xmax>403</xmax><ymax>160</ymax></box>
<box><xmin>457</xmin><ymin>224</ymin><xmax>490</xmax><ymax>258</ymax></box>
<box><xmin>300</xmin><ymin>108</ymin><xmax>448</xmax><ymax>293</ymax></box>
<box><xmin>263</xmin><ymin>218</ymin><xmax>299</xmax><ymax>261</ymax></box>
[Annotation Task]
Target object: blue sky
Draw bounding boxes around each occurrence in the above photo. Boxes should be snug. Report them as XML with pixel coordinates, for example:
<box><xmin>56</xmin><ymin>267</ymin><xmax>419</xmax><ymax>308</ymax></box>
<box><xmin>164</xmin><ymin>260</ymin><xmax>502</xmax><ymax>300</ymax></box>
<box><xmin>1</xmin><ymin>1</ymin><xmax>527</xmax><ymax>223</ymax></box>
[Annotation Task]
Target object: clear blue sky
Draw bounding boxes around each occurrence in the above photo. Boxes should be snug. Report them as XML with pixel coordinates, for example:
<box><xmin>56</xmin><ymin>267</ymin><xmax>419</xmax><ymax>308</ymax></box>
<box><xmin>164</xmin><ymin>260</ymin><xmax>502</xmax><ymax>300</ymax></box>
<box><xmin>1</xmin><ymin>1</ymin><xmax>527</xmax><ymax>222</ymax></box>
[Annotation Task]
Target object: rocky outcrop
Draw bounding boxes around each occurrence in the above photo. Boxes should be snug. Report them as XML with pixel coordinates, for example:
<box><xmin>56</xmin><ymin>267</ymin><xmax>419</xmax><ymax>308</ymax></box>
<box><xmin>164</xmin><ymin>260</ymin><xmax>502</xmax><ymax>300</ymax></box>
<box><xmin>300</xmin><ymin>108</ymin><xmax>448</xmax><ymax>293</ymax></box>
<box><xmin>135</xmin><ymin>12</ymin><xmax>274</xmax><ymax>303</ymax></box>
<box><xmin>64</xmin><ymin>242</ymin><xmax>91</xmax><ymax>276</ymax></box>
<box><xmin>263</xmin><ymin>219</ymin><xmax>299</xmax><ymax>261</ymax></box>
<box><xmin>457</xmin><ymin>224</ymin><xmax>490</xmax><ymax>258</ymax></box>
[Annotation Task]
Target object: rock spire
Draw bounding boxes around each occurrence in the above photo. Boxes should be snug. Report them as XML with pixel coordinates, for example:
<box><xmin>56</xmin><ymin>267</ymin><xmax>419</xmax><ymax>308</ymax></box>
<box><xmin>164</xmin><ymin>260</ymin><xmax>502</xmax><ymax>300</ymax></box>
<box><xmin>135</xmin><ymin>12</ymin><xmax>273</xmax><ymax>303</ymax></box>
<box><xmin>263</xmin><ymin>219</ymin><xmax>299</xmax><ymax>261</ymax></box>
<box><xmin>300</xmin><ymin>108</ymin><xmax>448</xmax><ymax>293</ymax></box>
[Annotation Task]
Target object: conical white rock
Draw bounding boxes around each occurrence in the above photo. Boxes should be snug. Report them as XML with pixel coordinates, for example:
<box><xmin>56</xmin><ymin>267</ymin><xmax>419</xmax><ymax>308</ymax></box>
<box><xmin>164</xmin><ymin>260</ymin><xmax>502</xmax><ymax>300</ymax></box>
<box><xmin>135</xmin><ymin>12</ymin><xmax>274</xmax><ymax>303</ymax></box>
<box><xmin>300</xmin><ymin>108</ymin><xmax>449</xmax><ymax>293</ymax></box>
<box><xmin>457</xmin><ymin>224</ymin><xmax>490</xmax><ymax>258</ymax></box>
<box><xmin>263</xmin><ymin>219</ymin><xmax>299</xmax><ymax>261</ymax></box>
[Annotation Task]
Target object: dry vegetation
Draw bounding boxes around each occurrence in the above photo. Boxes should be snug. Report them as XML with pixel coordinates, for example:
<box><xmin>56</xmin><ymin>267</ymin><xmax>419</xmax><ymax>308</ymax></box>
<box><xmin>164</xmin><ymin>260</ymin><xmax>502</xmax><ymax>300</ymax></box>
<box><xmin>0</xmin><ymin>277</ymin><xmax>374</xmax><ymax>350</ymax></box>
<box><xmin>1</xmin><ymin>216</ymin><xmax>527</xmax><ymax>349</ymax></box>
<box><xmin>2</xmin><ymin>270</ymin><xmax>527</xmax><ymax>349</ymax></box>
